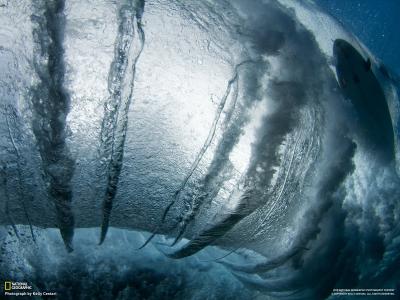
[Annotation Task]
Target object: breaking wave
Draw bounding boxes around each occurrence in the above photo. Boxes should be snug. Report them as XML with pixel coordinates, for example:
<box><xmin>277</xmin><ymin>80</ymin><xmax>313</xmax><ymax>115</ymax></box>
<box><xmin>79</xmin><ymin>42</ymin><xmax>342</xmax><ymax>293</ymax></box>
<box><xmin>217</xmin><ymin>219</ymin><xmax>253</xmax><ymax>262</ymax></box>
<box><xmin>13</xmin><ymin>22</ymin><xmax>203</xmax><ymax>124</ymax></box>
<box><xmin>1</xmin><ymin>0</ymin><xmax>399</xmax><ymax>299</ymax></box>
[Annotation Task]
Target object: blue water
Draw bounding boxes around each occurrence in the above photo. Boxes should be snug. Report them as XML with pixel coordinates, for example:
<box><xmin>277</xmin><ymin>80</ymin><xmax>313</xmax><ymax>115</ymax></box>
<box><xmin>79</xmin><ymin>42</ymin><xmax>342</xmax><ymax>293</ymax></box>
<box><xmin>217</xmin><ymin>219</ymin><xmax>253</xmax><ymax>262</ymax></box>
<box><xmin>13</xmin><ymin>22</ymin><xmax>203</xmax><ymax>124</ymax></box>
<box><xmin>317</xmin><ymin>0</ymin><xmax>400</xmax><ymax>74</ymax></box>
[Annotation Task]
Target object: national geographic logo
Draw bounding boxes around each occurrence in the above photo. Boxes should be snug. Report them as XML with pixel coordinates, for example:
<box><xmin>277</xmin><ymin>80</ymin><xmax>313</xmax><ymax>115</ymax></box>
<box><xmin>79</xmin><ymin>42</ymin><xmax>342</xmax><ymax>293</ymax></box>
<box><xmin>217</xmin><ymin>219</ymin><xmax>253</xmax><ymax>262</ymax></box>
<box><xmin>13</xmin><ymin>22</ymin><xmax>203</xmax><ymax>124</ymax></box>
<box><xmin>3</xmin><ymin>281</ymin><xmax>32</xmax><ymax>297</ymax></box>
<box><xmin>3</xmin><ymin>281</ymin><xmax>32</xmax><ymax>291</ymax></box>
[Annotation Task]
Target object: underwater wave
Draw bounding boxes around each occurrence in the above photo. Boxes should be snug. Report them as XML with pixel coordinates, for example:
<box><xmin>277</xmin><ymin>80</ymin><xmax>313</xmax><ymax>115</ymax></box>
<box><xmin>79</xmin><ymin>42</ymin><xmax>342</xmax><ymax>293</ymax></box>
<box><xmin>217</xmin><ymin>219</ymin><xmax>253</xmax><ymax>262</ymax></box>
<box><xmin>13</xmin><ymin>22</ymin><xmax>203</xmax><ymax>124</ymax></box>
<box><xmin>1</xmin><ymin>0</ymin><xmax>399</xmax><ymax>299</ymax></box>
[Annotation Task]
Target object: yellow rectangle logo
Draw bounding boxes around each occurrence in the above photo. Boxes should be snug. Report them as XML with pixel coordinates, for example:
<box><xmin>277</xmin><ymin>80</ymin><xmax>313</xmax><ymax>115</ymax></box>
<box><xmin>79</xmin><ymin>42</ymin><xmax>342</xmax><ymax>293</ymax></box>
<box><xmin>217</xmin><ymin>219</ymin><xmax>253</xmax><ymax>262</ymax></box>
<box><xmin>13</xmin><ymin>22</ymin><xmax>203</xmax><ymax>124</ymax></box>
<box><xmin>4</xmin><ymin>281</ymin><xmax>12</xmax><ymax>291</ymax></box>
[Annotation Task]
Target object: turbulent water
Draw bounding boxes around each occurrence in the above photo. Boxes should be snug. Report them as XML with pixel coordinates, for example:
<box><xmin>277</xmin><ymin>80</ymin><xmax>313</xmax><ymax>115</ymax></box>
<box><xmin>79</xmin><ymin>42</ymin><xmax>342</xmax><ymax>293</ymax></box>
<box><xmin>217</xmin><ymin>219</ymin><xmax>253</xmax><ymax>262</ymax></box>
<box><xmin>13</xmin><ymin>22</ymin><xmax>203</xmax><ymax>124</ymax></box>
<box><xmin>0</xmin><ymin>0</ymin><xmax>399</xmax><ymax>299</ymax></box>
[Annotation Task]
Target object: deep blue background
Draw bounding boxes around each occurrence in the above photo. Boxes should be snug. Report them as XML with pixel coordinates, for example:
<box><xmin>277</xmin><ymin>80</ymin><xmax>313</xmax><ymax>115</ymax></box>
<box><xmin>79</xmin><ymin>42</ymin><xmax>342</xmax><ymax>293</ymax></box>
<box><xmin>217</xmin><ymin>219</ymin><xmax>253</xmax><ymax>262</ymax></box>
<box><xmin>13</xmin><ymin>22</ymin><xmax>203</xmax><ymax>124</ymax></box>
<box><xmin>316</xmin><ymin>0</ymin><xmax>400</xmax><ymax>74</ymax></box>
